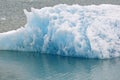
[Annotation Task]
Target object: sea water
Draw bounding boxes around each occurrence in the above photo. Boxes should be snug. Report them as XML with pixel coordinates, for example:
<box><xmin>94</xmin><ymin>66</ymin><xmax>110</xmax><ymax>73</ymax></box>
<box><xmin>0</xmin><ymin>51</ymin><xmax>120</xmax><ymax>80</ymax></box>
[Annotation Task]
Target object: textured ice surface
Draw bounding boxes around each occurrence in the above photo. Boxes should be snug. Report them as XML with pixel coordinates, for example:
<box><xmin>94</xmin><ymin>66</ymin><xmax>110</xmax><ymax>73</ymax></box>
<box><xmin>0</xmin><ymin>4</ymin><xmax>120</xmax><ymax>58</ymax></box>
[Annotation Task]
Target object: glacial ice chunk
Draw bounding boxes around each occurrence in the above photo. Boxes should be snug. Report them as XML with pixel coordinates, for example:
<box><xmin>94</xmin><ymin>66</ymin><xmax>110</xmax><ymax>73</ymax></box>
<box><xmin>0</xmin><ymin>4</ymin><xmax>120</xmax><ymax>59</ymax></box>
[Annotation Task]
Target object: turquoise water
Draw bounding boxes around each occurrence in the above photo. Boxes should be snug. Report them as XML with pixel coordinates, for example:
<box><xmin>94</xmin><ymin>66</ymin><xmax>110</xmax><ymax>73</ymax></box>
<box><xmin>0</xmin><ymin>51</ymin><xmax>120</xmax><ymax>80</ymax></box>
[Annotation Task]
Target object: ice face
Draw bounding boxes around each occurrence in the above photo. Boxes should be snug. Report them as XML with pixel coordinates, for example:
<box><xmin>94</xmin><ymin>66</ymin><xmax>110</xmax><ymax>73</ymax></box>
<box><xmin>0</xmin><ymin>4</ymin><xmax>120</xmax><ymax>59</ymax></box>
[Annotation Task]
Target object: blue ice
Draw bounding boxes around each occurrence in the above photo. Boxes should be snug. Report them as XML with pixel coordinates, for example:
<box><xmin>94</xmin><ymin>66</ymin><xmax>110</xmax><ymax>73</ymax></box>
<box><xmin>0</xmin><ymin>4</ymin><xmax>120</xmax><ymax>59</ymax></box>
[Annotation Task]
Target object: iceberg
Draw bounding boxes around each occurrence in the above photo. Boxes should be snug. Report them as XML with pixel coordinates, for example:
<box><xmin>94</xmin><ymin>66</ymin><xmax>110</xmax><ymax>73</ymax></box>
<box><xmin>0</xmin><ymin>4</ymin><xmax>120</xmax><ymax>59</ymax></box>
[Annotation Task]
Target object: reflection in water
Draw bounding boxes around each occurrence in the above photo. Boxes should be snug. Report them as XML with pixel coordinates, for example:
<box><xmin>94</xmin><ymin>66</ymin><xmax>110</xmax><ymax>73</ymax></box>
<box><xmin>0</xmin><ymin>51</ymin><xmax>120</xmax><ymax>80</ymax></box>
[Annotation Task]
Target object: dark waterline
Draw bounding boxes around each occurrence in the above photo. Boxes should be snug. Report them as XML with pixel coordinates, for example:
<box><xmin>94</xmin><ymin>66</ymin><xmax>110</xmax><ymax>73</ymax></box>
<box><xmin>0</xmin><ymin>51</ymin><xmax>120</xmax><ymax>80</ymax></box>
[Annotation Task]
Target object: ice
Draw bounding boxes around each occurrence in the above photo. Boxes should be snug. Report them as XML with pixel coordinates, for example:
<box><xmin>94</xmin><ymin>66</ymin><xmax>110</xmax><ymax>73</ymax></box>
<box><xmin>0</xmin><ymin>4</ymin><xmax>120</xmax><ymax>58</ymax></box>
<box><xmin>1</xmin><ymin>17</ymin><xmax>6</xmax><ymax>21</ymax></box>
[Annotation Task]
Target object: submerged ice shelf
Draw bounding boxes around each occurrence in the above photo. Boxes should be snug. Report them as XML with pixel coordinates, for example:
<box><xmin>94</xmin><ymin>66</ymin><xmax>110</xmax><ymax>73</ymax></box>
<box><xmin>0</xmin><ymin>4</ymin><xmax>120</xmax><ymax>59</ymax></box>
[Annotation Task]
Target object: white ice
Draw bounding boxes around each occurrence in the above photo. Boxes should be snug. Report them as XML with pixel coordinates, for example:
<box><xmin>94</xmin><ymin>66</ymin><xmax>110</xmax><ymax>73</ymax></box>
<box><xmin>0</xmin><ymin>4</ymin><xmax>120</xmax><ymax>58</ymax></box>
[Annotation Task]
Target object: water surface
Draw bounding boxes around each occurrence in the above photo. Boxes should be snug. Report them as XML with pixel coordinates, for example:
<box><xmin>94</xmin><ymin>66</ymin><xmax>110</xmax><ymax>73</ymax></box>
<box><xmin>0</xmin><ymin>51</ymin><xmax>120</xmax><ymax>80</ymax></box>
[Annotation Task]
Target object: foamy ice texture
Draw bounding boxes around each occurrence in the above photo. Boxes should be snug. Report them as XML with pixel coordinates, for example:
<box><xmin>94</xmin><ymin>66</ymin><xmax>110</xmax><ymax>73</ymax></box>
<box><xmin>0</xmin><ymin>4</ymin><xmax>120</xmax><ymax>59</ymax></box>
